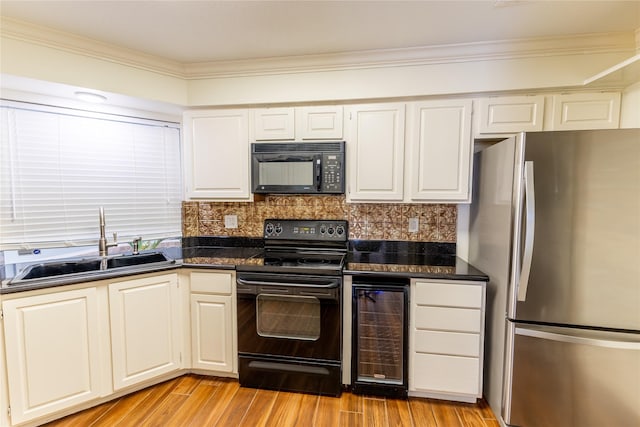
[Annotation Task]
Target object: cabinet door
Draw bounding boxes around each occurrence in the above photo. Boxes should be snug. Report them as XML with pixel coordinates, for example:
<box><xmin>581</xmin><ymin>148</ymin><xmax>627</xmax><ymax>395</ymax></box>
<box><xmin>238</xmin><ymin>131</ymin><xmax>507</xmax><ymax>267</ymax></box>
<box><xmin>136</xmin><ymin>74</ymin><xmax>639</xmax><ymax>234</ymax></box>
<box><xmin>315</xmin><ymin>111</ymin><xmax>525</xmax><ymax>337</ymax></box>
<box><xmin>477</xmin><ymin>95</ymin><xmax>545</xmax><ymax>133</ymax></box>
<box><xmin>183</xmin><ymin>109</ymin><xmax>250</xmax><ymax>199</ymax></box>
<box><xmin>191</xmin><ymin>293</ymin><xmax>234</xmax><ymax>372</ymax></box>
<box><xmin>346</xmin><ymin>103</ymin><xmax>406</xmax><ymax>201</ymax></box>
<box><xmin>406</xmin><ymin>100</ymin><xmax>473</xmax><ymax>202</ymax></box>
<box><xmin>297</xmin><ymin>106</ymin><xmax>343</xmax><ymax>139</ymax></box>
<box><xmin>2</xmin><ymin>288</ymin><xmax>103</xmax><ymax>425</ymax></box>
<box><xmin>109</xmin><ymin>274</ymin><xmax>181</xmax><ymax>390</ymax></box>
<box><xmin>551</xmin><ymin>92</ymin><xmax>621</xmax><ymax>130</ymax></box>
<box><xmin>253</xmin><ymin>107</ymin><xmax>295</xmax><ymax>140</ymax></box>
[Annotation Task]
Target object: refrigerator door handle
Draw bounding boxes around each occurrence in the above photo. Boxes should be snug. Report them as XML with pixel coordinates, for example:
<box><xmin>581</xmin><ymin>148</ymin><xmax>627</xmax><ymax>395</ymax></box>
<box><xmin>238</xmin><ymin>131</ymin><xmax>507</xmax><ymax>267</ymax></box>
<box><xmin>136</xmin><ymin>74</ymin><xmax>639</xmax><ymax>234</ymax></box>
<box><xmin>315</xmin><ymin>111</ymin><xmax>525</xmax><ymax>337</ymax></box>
<box><xmin>517</xmin><ymin>161</ymin><xmax>535</xmax><ymax>301</ymax></box>
<box><xmin>515</xmin><ymin>327</ymin><xmax>640</xmax><ymax>350</ymax></box>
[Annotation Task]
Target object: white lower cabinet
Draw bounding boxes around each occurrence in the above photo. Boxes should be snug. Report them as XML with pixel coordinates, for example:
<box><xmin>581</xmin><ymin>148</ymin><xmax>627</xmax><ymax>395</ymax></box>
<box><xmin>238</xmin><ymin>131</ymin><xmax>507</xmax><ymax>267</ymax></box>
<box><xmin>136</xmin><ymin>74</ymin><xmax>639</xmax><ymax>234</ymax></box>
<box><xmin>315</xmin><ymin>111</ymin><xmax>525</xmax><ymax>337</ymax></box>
<box><xmin>2</xmin><ymin>288</ymin><xmax>106</xmax><ymax>425</ymax></box>
<box><xmin>189</xmin><ymin>270</ymin><xmax>237</xmax><ymax>374</ymax></box>
<box><xmin>409</xmin><ymin>279</ymin><xmax>486</xmax><ymax>403</ymax></box>
<box><xmin>109</xmin><ymin>273</ymin><xmax>182</xmax><ymax>391</ymax></box>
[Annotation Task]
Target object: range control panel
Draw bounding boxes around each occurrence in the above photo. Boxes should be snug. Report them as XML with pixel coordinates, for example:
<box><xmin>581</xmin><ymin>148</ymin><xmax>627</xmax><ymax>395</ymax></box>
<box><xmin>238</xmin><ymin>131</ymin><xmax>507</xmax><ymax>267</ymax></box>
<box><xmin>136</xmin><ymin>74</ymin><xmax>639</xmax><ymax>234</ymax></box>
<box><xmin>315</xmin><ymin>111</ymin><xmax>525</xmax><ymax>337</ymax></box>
<box><xmin>264</xmin><ymin>219</ymin><xmax>348</xmax><ymax>242</ymax></box>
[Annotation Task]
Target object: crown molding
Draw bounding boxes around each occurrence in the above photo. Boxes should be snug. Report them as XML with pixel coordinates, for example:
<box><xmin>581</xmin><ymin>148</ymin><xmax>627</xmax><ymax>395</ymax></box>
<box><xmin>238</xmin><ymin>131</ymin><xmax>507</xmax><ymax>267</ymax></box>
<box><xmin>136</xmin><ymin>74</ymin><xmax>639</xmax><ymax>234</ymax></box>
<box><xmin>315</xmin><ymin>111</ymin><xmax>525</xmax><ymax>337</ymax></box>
<box><xmin>1</xmin><ymin>17</ymin><xmax>186</xmax><ymax>78</ymax></box>
<box><xmin>2</xmin><ymin>17</ymin><xmax>638</xmax><ymax>81</ymax></box>
<box><xmin>184</xmin><ymin>32</ymin><xmax>638</xmax><ymax>79</ymax></box>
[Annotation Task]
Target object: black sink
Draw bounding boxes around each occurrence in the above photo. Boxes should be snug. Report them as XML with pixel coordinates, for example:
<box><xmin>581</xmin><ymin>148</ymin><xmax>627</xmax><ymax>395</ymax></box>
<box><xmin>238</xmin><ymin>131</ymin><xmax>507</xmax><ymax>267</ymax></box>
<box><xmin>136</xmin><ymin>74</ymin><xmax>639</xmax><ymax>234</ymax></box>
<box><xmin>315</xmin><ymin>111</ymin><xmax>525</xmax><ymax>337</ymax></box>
<box><xmin>106</xmin><ymin>252</ymin><xmax>169</xmax><ymax>268</ymax></box>
<box><xmin>20</xmin><ymin>259</ymin><xmax>103</xmax><ymax>280</ymax></box>
<box><xmin>11</xmin><ymin>252</ymin><xmax>174</xmax><ymax>284</ymax></box>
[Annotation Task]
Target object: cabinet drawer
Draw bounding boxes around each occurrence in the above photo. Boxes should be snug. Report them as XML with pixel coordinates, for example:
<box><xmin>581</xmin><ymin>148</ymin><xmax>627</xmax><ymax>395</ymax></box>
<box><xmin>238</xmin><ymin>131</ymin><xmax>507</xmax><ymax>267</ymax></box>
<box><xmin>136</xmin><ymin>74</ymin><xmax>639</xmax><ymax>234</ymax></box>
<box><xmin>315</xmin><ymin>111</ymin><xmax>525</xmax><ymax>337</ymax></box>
<box><xmin>414</xmin><ymin>281</ymin><xmax>482</xmax><ymax>308</ymax></box>
<box><xmin>411</xmin><ymin>353</ymin><xmax>480</xmax><ymax>395</ymax></box>
<box><xmin>414</xmin><ymin>306</ymin><xmax>481</xmax><ymax>333</ymax></box>
<box><xmin>190</xmin><ymin>272</ymin><xmax>233</xmax><ymax>294</ymax></box>
<box><xmin>414</xmin><ymin>330</ymin><xmax>480</xmax><ymax>357</ymax></box>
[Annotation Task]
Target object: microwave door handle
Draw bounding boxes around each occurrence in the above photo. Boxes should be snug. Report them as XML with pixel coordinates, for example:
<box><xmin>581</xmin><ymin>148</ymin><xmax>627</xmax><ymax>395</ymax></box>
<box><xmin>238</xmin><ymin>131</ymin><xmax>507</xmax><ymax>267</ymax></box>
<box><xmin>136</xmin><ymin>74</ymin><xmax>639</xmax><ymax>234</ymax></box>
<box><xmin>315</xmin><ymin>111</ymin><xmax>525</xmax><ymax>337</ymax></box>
<box><xmin>315</xmin><ymin>158</ymin><xmax>322</xmax><ymax>191</ymax></box>
<box><xmin>263</xmin><ymin>155</ymin><xmax>312</xmax><ymax>162</ymax></box>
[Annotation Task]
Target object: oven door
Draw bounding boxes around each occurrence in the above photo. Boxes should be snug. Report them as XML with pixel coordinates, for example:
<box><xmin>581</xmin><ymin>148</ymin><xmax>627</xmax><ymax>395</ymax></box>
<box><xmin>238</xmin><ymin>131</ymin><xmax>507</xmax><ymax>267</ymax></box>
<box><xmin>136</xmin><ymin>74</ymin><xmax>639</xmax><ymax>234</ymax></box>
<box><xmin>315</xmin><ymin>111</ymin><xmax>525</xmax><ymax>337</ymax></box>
<box><xmin>236</xmin><ymin>272</ymin><xmax>342</xmax><ymax>362</ymax></box>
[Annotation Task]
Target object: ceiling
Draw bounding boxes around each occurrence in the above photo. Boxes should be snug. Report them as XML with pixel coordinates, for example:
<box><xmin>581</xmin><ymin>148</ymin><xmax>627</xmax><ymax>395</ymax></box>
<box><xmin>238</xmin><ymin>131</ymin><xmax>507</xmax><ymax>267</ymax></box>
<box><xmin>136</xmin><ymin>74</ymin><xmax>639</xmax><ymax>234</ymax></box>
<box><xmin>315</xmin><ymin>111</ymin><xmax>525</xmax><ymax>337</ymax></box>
<box><xmin>1</xmin><ymin>1</ymin><xmax>639</xmax><ymax>64</ymax></box>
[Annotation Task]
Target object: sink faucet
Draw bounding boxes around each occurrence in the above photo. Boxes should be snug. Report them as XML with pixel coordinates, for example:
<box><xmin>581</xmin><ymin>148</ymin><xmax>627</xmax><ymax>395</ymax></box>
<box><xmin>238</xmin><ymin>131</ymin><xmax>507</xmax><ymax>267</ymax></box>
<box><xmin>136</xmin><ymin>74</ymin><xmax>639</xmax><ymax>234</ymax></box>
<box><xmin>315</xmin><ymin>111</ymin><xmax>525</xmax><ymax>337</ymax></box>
<box><xmin>98</xmin><ymin>207</ymin><xmax>118</xmax><ymax>257</ymax></box>
<box><xmin>132</xmin><ymin>236</ymin><xmax>142</xmax><ymax>255</ymax></box>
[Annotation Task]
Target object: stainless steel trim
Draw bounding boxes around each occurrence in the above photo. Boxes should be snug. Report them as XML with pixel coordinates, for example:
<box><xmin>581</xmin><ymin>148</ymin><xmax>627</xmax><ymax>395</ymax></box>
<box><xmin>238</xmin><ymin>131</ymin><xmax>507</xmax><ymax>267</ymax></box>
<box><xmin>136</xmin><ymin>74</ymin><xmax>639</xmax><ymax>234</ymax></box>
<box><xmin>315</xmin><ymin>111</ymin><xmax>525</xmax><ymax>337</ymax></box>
<box><xmin>517</xmin><ymin>161</ymin><xmax>535</xmax><ymax>302</ymax></box>
<box><xmin>515</xmin><ymin>327</ymin><xmax>640</xmax><ymax>350</ymax></box>
<box><xmin>237</xmin><ymin>277</ymin><xmax>340</xmax><ymax>289</ymax></box>
<box><xmin>503</xmin><ymin>133</ymin><xmax>527</xmax><ymax>424</ymax></box>
<box><xmin>501</xmin><ymin>320</ymin><xmax>516</xmax><ymax>424</ymax></box>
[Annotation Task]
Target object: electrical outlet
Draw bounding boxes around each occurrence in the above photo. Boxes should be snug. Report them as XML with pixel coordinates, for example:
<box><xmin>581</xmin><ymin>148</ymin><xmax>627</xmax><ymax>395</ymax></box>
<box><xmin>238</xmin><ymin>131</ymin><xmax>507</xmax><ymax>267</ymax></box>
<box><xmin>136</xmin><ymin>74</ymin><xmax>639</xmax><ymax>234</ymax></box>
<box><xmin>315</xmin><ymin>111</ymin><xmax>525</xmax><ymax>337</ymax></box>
<box><xmin>408</xmin><ymin>217</ymin><xmax>419</xmax><ymax>233</ymax></box>
<box><xmin>224</xmin><ymin>215</ymin><xmax>238</xmax><ymax>229</ymax></box>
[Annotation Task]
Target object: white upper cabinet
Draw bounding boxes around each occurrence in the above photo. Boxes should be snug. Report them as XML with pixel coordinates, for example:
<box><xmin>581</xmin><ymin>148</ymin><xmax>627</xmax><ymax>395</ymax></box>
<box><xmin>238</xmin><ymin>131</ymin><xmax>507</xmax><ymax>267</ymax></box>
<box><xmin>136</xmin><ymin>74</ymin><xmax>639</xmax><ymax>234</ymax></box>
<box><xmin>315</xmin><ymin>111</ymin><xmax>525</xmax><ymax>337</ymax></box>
<box><xmin>253</xmin><ymin>106</ymin><xmax>343</xmax><ymax>141</ymax></box>
<box><xmin>345</xmin><ymin>102</ymin><xmax>406</xmax><ymax>201</ymax></box>
<box><xmin>253</xmin><ymin>107</ymin><xmax>295</xmax><ymax>140</ymax></box>
<box><xmin>477</xmin><ymin>95</ymin><xmax>545</xmax><ymax>133</ymax></box>
<box><xmin>406</xmin><ymin>99</ymin><xmax>473</xmax><ymax>203</ymax></box>
<box><xmin>183</xmin><ymin>109</ymin><xmax>251</xmax><ymax>200</ymax></box>
<box><xmin>550</xmin><ymin>92</ymin><xmax>621</xmax><ymax>130</ymax></box>
<box><xmin>296</xmin><ymin>106</ymin><xmax>344</xmax><ymax>139</ymax></box>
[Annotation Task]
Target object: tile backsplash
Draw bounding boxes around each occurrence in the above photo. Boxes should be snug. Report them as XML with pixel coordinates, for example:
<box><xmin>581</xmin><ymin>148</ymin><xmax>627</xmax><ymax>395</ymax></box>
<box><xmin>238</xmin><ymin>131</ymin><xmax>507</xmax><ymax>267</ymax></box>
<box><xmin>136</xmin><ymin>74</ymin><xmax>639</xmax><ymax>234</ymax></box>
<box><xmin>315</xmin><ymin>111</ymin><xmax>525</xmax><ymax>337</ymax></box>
<box><xmin>183</xmin><ymin>195</ymin><xmax>456</xmax><ymax>243</ymax></box>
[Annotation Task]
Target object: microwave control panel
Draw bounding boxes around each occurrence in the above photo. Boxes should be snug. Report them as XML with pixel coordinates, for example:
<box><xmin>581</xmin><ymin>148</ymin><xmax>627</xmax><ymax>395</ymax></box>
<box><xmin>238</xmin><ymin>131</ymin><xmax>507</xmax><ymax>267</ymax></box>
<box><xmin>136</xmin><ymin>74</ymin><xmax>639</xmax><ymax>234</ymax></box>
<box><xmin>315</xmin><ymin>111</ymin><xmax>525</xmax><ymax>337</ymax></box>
<box><xmin>322</xmin><ymin>154</ymin><xmax>343</xmax><ymax>192</ymax></box>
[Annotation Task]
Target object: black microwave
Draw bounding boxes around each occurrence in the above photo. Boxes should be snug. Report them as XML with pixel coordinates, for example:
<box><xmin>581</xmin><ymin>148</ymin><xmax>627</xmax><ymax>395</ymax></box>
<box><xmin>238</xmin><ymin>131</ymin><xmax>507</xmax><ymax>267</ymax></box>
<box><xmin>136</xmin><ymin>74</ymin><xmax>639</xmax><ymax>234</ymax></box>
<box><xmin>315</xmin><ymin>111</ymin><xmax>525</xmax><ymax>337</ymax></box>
<box><xmin>251</xmin><ymin>141</ymin><xmax>345</xmax><ymax>194</ymax></box>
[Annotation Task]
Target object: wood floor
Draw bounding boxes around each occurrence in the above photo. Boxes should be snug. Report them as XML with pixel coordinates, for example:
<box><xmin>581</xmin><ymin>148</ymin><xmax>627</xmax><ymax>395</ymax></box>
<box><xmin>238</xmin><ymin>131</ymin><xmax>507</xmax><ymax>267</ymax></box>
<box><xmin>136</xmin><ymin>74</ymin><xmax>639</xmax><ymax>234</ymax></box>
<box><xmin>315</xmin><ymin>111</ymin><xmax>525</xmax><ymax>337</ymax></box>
<box><xmin>44</xmin><ymin>375</ymin><xmax>500</xmax><ymax>427</ymax></box>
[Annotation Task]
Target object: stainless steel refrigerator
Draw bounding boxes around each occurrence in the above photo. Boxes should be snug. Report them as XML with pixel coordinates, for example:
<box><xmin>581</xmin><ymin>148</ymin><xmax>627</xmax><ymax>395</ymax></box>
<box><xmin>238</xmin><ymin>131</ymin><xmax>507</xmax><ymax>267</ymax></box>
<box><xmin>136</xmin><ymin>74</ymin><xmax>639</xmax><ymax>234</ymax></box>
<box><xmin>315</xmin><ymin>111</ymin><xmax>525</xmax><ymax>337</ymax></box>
<box><xmin>469</xmin><ymin>129</ymin><xmax>640</xmax><ymax>427</ymax></box>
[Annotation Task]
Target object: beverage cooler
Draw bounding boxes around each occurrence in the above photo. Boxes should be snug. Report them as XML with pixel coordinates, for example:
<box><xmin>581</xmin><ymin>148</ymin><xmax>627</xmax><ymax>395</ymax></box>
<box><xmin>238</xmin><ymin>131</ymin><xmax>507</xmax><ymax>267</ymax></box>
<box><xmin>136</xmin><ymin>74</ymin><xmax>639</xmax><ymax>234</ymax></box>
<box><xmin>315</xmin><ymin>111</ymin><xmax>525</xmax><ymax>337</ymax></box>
<box><xmin>351</xmin><ymin>276</ymin><xmax>409</xmax><ymax>397</ymax></box>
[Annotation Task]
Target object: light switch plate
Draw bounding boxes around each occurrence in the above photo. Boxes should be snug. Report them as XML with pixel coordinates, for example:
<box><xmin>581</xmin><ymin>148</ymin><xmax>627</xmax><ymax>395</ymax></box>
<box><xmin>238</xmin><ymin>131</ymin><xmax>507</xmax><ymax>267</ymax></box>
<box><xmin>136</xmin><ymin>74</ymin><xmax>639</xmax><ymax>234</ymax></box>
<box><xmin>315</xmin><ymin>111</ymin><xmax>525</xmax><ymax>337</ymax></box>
<box><xmin>224</xmin><ymin>215</ymin><xmax>238</xmax><ymax>229</ymax></box>
<box><xmin>408</xmin><ymin>217</ymin><xmax>419</xmax><ymax>233</ymax></box>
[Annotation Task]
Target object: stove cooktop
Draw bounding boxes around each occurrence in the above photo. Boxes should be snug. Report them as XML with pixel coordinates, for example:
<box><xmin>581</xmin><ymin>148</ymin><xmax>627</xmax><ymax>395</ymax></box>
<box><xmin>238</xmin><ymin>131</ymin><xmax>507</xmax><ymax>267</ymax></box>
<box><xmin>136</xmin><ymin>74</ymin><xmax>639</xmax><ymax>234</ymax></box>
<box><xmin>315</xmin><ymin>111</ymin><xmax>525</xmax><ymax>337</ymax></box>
<box><xmin>236</xmin><ymin>219</ymin><xmax>348</xmax><ymax>276</ymax></box>
<box><xmin>238</xmin><ymin>248</ymin><xmax>345</xmax><ymax>276</ymax></box>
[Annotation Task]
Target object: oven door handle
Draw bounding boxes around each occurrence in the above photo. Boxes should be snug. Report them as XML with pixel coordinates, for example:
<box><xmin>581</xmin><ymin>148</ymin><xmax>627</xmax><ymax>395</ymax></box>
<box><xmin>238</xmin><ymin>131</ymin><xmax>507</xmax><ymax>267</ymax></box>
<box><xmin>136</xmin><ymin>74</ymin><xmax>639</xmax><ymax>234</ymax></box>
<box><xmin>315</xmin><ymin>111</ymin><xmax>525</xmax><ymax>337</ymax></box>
<box><xmin>237</xmin><ymin>278</ymin><xmax>340</xmax><ymax>289</ymax></box>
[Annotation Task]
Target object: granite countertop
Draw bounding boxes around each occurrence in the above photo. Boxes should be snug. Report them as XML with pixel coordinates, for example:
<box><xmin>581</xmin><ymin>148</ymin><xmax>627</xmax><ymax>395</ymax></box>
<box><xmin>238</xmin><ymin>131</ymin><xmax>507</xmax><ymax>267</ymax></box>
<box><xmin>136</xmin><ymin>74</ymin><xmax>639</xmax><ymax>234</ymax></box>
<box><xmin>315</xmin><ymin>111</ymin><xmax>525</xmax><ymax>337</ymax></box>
<box><xmin>1</xmin><ymin>238</ymin><xmax>487</xmax><ymax>294</ymax></box>
<box><xmin>343</xmin><ymin>240</ymin><xmax>488</xmax><ymax>281</ymax></box>
<box><xmin>180</xmin><ymin>237</ymin><xmax>264</xmax><ymax>269</ymax></box>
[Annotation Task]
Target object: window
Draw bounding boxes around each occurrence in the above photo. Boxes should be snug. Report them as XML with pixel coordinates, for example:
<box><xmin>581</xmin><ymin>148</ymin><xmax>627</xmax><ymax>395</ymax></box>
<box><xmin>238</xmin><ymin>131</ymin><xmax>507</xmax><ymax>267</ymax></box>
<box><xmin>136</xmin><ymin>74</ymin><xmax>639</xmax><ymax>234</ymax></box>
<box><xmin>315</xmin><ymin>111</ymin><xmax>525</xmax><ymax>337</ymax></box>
<box><xmin>0</xmin><ymin>102</ymin><xmax>182</xmax><ymax>250</ymax></box>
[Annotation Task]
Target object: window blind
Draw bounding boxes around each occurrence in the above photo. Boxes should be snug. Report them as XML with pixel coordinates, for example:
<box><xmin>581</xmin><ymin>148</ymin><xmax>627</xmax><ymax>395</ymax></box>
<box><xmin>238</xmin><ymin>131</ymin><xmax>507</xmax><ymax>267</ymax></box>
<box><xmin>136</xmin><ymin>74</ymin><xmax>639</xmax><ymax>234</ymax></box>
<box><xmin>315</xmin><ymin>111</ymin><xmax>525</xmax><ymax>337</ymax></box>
<box><xmin>0</xmin><ymin>103</ymin><xmax>182</xmax><ymax>250</ymax></box>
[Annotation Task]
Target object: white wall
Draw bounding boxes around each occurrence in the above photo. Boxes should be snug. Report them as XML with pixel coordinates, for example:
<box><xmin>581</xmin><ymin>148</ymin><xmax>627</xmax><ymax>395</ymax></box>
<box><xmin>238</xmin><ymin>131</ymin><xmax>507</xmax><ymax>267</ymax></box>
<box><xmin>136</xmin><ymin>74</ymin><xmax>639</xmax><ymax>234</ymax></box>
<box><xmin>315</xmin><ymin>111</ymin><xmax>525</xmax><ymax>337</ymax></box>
<box><xmin>0</xmin><ymin>37</ymin><xmax>188</xmax><ymax>107</ymax></box>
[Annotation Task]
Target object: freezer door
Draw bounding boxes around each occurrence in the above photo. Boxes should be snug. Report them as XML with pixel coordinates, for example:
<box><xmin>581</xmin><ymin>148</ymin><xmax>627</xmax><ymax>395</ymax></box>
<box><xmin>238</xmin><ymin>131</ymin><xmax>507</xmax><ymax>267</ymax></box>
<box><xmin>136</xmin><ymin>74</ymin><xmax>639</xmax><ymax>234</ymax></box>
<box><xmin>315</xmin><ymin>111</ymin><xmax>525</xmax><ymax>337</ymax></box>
<box><xmin>505</xmin><ymin>324</ymin><xmax>640</xmax><ymax>427</ymax></box>
<box><xmin>515</xmin><ymin>129</ymin><xmax>640</xmax><ymax>330</ymax></box>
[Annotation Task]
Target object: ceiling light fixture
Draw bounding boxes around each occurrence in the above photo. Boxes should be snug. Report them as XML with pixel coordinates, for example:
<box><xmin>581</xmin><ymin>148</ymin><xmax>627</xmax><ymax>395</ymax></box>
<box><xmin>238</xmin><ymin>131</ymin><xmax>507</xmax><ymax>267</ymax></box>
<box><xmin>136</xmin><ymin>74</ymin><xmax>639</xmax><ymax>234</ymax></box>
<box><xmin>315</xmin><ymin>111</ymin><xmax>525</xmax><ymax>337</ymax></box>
<box><xmin>74</xmin><ymin>91</ymin><xmax>108</xmax><ymax>103</ymax></box>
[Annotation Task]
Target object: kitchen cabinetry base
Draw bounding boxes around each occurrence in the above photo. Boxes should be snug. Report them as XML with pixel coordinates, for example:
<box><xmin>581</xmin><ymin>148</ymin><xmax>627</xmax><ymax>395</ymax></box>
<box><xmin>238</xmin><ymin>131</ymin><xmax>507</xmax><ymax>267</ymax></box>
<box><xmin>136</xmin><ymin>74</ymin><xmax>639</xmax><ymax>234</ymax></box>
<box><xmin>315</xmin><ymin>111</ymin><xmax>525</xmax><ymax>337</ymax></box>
<box><xmin>189</xmin><ymin>368</ymin><xmax>238</xmax><ymax>379</ymax></box>
<box><xmin>408</xmin><ymin>390</ymin><xmax>479</xmax><ymax>404</ymax></box>
<box><xmin>409</xmin><ymin>390</ymin><xmax>480</xmax><ymax>403</ymax></box>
